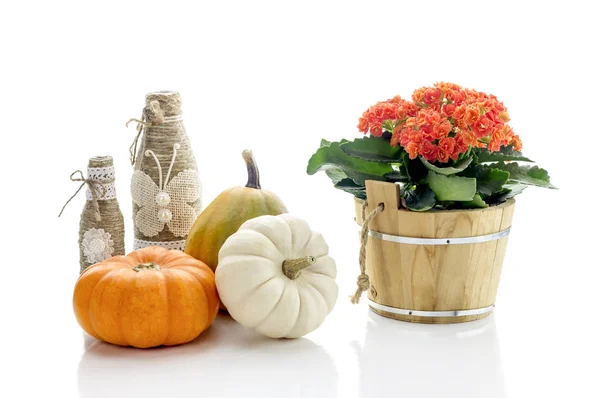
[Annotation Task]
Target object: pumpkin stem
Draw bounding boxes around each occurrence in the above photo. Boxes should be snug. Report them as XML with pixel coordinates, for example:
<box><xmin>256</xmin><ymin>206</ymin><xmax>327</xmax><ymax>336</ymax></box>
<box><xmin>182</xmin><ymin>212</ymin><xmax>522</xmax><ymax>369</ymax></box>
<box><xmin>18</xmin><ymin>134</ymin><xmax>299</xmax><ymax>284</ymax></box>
<box><xmin>282</xmin><ymin>256</ymin><xmax>316</xmax><ymax>280</ymax></box>
<box><xmin>133</xmin><ymin>262</ymin><xmax>161</xmax><ymax>272</ymax></box>
<box><xmin>242</xmin><ymin>149</ymin><xmax>261</xmax><ymax>189</ymax></box>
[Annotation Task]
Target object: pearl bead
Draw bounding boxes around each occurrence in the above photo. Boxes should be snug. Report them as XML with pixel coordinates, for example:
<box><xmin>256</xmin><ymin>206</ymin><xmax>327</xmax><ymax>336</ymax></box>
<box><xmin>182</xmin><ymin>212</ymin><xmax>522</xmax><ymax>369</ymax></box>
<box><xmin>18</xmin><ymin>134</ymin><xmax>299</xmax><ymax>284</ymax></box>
<box><xmin>157</xmin><ymin>208</ymin><xmax>173</xmax><ymax>223</ymax></box>
<box><xmin>155</xmin><ymin>192</ymin><xmax>171</xmax><ymax>206</ymax></box>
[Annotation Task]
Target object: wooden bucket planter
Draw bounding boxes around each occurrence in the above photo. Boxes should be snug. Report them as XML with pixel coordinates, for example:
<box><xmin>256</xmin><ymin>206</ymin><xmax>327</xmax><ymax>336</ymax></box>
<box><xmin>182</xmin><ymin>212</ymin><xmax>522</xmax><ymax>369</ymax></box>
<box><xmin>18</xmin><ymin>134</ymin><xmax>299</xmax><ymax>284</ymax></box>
<box><xmin>355</xmin><ymin>180</ymin><xmax>515</xmax><ymax>324</ymax></box>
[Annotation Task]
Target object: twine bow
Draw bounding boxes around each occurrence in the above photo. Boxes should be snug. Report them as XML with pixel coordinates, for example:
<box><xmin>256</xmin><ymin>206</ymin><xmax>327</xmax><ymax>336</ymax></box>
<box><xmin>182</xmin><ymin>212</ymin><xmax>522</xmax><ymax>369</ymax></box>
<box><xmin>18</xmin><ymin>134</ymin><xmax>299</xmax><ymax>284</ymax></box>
<box><xmin>350</xmin><ymin>201</ymin><xmax>384</xmax><ymax>304</ymax></box>
<box><xmin>126</xmin><ymin>113</ymin><xmax>149</xmax><ymax>166</ymax></box>
<box><xmin>58</xmin><ymin>170</ymin><xmax>105</xmax><ymax>221</ymax></box>
<box><xmin>126</xmin><ymin>100</ymin><xmax>165</xmax><ymax>165</ymax></box>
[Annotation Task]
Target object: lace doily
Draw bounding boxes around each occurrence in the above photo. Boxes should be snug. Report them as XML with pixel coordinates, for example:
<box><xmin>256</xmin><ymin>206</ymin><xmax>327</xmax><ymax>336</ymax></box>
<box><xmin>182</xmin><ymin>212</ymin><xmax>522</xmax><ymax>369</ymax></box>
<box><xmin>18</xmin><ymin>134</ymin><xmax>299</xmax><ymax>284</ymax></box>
<box><xmin>134</xmin><ymin>239</ymin><xmax>186</xmax><ymax>251</ymax></box>
<box><xmin>82</xmin><ymin>228</ymin><xmax>115</xmax><ymax>264</ymax></box>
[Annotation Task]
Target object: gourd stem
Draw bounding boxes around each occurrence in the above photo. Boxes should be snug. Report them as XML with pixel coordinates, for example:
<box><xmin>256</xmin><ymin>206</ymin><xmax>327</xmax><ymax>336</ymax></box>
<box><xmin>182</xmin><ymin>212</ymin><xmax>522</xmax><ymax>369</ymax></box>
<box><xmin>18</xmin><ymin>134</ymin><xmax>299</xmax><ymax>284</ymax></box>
<box><xmin>133</xmin><ymin>262</ymin><xmax>161</xmax><ymax>272</ymax></box>
<box><xmin>282</xmin><ymin>256</ymin><xmax>316</xmax><ymax>280</ymax></box>
<box><xmin>242</xmin><ymin>149</ymin><xmax>261</xmax><ymax>189</ymax></box>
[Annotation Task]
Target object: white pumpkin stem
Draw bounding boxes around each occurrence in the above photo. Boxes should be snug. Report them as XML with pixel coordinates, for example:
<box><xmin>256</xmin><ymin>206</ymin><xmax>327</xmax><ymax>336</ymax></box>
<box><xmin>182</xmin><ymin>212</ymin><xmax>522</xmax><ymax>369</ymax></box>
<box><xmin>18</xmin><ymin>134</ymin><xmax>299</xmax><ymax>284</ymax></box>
<box><xmin>133</xmin><ymin>262</ymin><xmax>161</xmax><ymax>272</ymax></box>
<box><xmin>282</xmin><ymin>256</ymin><xmax>316</xmax><ymax>279</ymax></box>
<box><xmin>242</xmin><ymin>149</ymin><xmax>261</xmax><ymax>189</ymax></box>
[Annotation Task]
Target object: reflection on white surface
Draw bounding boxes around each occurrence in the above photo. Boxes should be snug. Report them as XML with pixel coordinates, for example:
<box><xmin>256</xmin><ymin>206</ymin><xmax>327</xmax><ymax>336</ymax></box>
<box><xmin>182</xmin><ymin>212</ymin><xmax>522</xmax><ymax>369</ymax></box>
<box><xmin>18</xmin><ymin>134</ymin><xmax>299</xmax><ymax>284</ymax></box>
<box><xmin>78</xmin><ymin>314</ymin><xmax>338</xmax><ymax>398</ymax></box>
<box><xmin>355</xmin><ymin>311</ymin><xmax>504</xmax><ymax>398</ymax></box>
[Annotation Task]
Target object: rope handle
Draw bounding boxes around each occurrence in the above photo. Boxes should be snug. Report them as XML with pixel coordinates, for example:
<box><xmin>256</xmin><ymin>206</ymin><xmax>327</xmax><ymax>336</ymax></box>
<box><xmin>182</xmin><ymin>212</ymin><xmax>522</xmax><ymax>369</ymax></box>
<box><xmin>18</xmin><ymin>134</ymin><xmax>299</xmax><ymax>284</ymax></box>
<box><xmin>350</xmin><ymin>200</ymin><xmax>384</xmax><ymax>304</ymax></box>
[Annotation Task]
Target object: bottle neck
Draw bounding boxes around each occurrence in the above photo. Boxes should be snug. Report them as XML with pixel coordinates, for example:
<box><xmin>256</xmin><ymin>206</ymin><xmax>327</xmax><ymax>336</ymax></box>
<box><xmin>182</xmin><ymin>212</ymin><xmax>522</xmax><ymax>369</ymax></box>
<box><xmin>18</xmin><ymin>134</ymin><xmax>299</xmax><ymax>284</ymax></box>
<box><xmin>145</xmin><ymin>91</ymin><xmax>182</xmax><ymax>118</ymax></box>
<box><xmin>86</xmin><ymin>156</ymin><xmax>116</xmax><ymax>201</ymax></box>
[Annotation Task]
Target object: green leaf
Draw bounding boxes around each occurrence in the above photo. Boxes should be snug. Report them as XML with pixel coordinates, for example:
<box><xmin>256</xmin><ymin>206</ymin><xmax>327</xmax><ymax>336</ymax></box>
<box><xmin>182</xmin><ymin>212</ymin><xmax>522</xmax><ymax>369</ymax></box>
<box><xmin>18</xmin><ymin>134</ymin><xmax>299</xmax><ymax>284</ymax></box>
<box><xmin>340</xmin><ymin>136</ymin><xmax>402</xmax><ymax>162</ymax></box>
<box><xmin>320</xmin><ymin>138</ymin><xmax>348</xmax><ymax>148</ymax></box>
<box><xmin>420</xmin><ymin>156</ymin><xmax>473</xmax><ymax>175</ymax></box>
<box><xmin>401</xmin><ymin>184</ymin><xmax>436</xmax><ymax>211</ymax></box>
<box><xmin>487</xmin><ymin>162</ymin><xmax>557</xmax><ymax>189</ymax></box>
<box><xmin>425</xmin><ymin>171</ymin><xmax>476</xmax><ymax>201</ymax></box>
<box><xmin>307</xmin><ymin>141</ymin><xmax>397</xmax><ymax>185</ymax></box>
<box><xmin>333</xmin><ymin>178</ymin><xmax>366</xmax><ymax>200</ymax></box>
<box><xmin>478</xmin><ymin>168</ymin><xmax>510</xmax><ymax>196</ymax></box>
<box><xmin>485</xmin><ymin>183</ymin><xmax>528</xmax><ymax>205</ymax></box>
<box><xmin>403</xmin><ymin>153</ymin><xmax>429</xmax><ymax>183</ymax></box>
<box><xmin>325</xmin><ymin>169</ymin><xmax>347</xmax><ymax>184</ymax></box>
<box><xmin>320</xmin><ymin>140</ymin><xmax>352</xmax><ymax>183</ymax></box>
<box><xmin>384</xmin><ymin>166</ymin><xmax>410</xmax><ymax>183</ymax></box>
<box><xmin>460</xmin><ymin>165</ymin><xmax>510</xmax><ymax>196</ymax></box>
<box><xmin>458</xmin><ymin>194</ymin><xmax>489</xmax><ymax>209</ymax></box>
<box><xmin>384</xmin><ymin>172</ymin><xmax>409</xmax><ymax>183</ymax></box>
<box><xmin>457</xmin><ymin>147</ymin><xmax>472</xmax><ymax>162</ymax></box>
<box><xmin>473</xmin><ymin>146</ymin><xmax>533</xmax><ymax>163</ymax></box>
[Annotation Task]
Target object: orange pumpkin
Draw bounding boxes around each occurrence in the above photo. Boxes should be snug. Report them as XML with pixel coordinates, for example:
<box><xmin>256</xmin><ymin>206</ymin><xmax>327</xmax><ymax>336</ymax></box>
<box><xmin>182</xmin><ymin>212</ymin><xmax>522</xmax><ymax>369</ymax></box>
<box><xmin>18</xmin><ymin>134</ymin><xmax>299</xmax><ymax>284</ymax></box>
<box><xmin>73</xmin><ymin>246</ymin><xmax>219</xmax><ymax>348</ymax></box>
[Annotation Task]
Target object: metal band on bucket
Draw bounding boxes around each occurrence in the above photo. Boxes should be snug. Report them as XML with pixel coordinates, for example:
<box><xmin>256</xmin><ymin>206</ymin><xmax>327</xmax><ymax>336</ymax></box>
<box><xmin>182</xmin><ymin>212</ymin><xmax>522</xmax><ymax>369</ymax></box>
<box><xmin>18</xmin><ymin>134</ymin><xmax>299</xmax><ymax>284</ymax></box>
<box><xmin>368</xmin><ymin>227</ymin><xmax>510</xmax><ymax>245</ymax></box>
<box><xmin>368</xmin><ymin>300</ymin><xmax>495</xmax><ymax>317</ymax></box>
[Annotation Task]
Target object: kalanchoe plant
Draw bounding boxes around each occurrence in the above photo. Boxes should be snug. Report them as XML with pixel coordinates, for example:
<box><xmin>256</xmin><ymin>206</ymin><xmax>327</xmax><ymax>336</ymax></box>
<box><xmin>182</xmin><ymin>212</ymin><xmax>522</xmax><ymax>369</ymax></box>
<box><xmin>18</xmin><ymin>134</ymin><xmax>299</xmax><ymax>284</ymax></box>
<box><xmin>307</xmin><ymin>82</ymin><xmax>556</xmax><ymax>211</ymax></box>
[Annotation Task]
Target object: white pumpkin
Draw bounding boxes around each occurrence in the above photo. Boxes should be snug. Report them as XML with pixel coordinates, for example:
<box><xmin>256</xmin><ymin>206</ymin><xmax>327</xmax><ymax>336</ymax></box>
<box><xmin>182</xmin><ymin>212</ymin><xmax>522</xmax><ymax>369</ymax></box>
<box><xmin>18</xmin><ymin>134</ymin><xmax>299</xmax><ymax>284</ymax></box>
<box><xmin>216</xmin><ymin>214</ymin><xmax>338</xmax><ymax>338</ymax></box>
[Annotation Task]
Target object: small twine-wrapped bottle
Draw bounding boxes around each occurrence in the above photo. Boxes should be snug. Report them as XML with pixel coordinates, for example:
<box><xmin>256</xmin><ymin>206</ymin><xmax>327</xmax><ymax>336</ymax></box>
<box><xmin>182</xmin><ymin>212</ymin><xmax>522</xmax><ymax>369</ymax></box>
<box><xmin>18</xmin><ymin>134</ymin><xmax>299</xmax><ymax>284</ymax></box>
<box><xmin>128</xmin><ymin>91</ymin><xmax>202</xmax><ymax>251</ymax></box>
<box><xmin>59</xmin><ymin>156</ymin><xmax>126</xmax><ymax>273</ymax></box>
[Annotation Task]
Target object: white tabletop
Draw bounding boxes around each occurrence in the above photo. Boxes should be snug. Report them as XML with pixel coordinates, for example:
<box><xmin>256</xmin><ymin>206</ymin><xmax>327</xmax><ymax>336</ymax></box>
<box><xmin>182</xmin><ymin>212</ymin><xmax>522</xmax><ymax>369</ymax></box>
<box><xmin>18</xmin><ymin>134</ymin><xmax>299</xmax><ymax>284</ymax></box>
<box><xmin>5</xmin><ymin>207</ymin><xmax>598</xmax><ymax>397</ymax></box>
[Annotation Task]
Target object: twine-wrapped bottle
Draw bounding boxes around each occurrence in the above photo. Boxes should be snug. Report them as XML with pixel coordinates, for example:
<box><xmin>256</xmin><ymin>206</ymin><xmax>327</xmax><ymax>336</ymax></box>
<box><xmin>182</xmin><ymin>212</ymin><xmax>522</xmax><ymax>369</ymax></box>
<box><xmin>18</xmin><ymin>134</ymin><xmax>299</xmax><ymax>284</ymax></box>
<box><xmin>59</xmin><ymin>156</ymin><xmax>126</xmax><ymax>273</ymax></box>
<box><xmin>129</xmin><ymin>91</ymin><xmax>202</xmax><ymax>251</ymax></box>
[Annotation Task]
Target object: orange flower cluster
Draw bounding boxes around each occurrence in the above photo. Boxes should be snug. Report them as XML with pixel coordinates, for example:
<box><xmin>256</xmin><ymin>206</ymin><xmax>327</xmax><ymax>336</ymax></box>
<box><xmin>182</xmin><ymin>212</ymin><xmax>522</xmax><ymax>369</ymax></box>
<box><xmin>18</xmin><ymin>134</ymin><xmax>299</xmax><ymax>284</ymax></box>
<box><xmin>357</xmin><ymin>96</ymin><xmax>419</xmax><ymax>138</ymax></box>
<box><xmin>357</xmin><ymin>82</ymin><xmax>522</xmax><ymax>163</ymax></box>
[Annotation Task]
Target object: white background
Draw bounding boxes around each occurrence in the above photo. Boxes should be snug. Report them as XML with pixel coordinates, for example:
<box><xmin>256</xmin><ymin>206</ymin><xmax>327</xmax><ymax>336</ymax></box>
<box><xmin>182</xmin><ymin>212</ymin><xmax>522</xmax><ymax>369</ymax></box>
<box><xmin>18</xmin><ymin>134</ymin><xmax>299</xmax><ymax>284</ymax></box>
<box><xmin>1</xmin><ymin>1</ymin><xmax>598</xmax><ymax>397</ymax></box>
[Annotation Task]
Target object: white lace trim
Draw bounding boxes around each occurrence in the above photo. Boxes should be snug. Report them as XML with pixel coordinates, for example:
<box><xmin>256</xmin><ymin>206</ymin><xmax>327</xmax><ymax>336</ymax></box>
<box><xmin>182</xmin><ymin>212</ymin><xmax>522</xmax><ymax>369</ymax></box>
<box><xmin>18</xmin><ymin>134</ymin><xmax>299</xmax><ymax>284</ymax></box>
<box><xmin>87</xmin><ymin>166</ymin><xmax>115</xmax><ymax>181</ymax></box>
<box><xmin>86</xmin><ymin>183</ymin><xmax>116</xmax><ymax>201</ymax></box>
<box><xmin>134</xmin><ymin>239</ymin><xmax>186</xmax><ymax>251</ymax></box>
<box><xmin>85</xmin><ymin>166</ymin><xmax>117</xmax><ymax>201</ymax></box>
